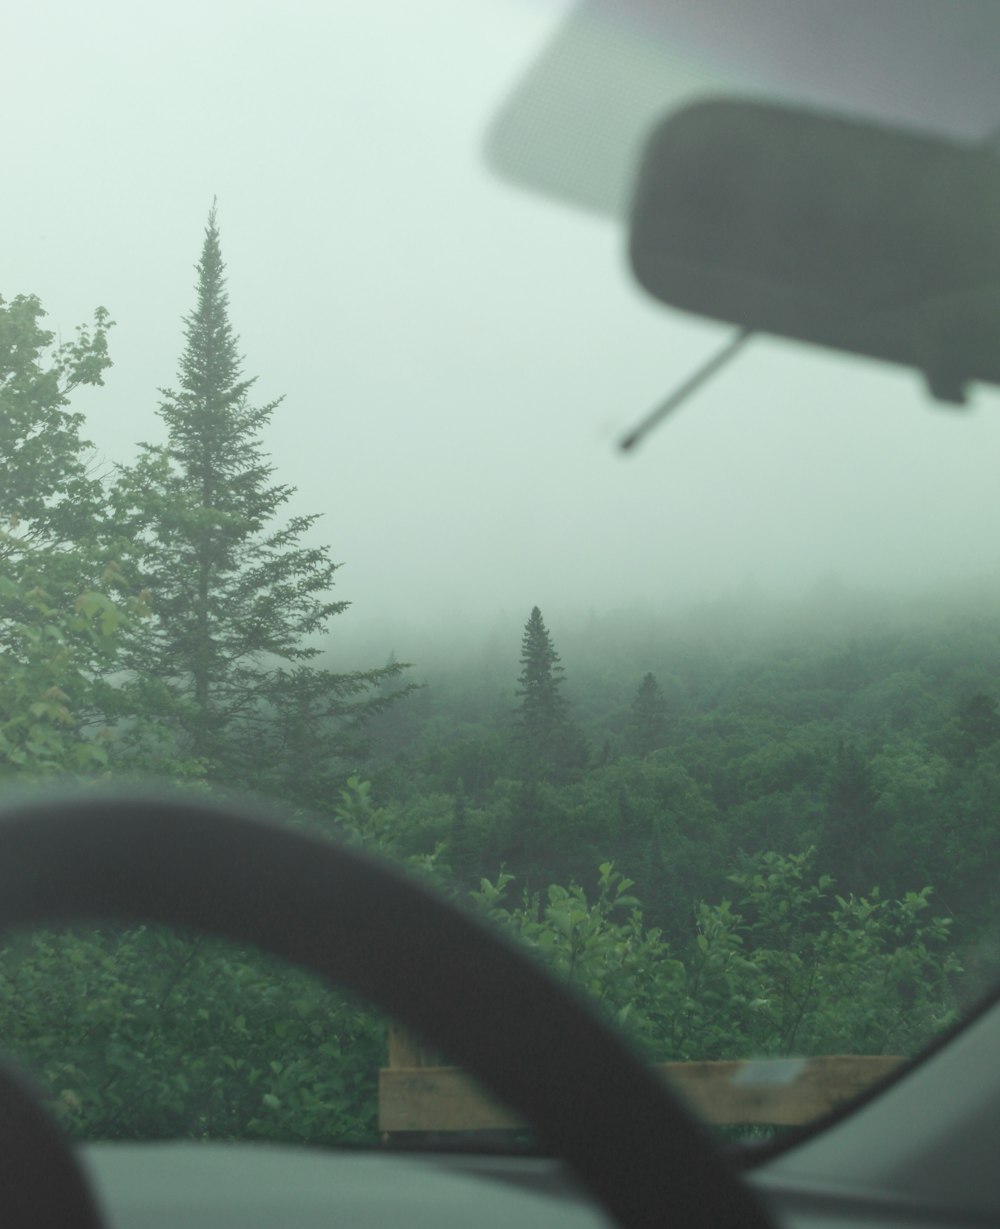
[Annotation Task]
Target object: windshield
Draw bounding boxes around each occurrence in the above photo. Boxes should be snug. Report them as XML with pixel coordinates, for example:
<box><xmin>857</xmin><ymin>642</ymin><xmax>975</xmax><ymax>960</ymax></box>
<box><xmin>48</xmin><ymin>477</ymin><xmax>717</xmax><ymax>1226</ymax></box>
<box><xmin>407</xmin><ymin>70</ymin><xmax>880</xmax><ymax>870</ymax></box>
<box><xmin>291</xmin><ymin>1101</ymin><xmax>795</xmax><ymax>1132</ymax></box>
<box><xmin>4</xmin><ymin>0</ymin><xmax>1000</xmax><ymax>1151</ymax></box>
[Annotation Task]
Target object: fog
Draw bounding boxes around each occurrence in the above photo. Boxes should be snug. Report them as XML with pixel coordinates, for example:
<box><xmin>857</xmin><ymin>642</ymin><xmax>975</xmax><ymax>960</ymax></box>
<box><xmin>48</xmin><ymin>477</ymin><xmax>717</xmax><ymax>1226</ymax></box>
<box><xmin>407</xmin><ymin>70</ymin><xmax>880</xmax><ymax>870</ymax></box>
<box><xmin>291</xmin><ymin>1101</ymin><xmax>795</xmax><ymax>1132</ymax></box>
<box><xmin>7</xmin><ymin>0</ymin><xmax>1000</xmax><ymax>661</ymax></box>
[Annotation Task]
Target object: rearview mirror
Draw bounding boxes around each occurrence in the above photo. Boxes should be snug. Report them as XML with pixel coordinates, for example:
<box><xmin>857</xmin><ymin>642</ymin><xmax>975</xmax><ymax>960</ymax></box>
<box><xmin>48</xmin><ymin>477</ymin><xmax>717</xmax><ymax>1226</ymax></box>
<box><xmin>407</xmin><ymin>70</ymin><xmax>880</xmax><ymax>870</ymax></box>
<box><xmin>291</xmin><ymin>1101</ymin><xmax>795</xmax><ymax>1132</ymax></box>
<box><xmin>628</xmin><ymin>100</ymin><xmax>1000</xmax><ymax>403</ymax></box>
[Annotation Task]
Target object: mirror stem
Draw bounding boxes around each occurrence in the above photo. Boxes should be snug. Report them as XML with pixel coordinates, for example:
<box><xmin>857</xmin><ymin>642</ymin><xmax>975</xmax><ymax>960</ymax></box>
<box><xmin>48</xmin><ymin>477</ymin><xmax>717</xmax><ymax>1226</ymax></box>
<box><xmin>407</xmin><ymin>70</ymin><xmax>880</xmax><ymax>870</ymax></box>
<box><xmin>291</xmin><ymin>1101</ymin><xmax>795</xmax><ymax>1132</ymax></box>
<box><xmin>619</xmin><ymin>328</ymin><xmax>752</xmax><ymax>452</ymax></box>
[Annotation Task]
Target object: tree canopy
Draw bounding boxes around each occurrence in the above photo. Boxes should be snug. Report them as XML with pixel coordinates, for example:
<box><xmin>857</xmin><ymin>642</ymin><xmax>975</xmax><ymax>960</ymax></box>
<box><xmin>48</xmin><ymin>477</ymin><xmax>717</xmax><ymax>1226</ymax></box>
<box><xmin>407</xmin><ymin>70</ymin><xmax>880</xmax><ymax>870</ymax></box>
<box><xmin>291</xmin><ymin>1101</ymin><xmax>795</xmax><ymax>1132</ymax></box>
<box><xmin>0</xmin><ymin>293</ymin><xmax>128</xmax><ymax>780</ymax></box>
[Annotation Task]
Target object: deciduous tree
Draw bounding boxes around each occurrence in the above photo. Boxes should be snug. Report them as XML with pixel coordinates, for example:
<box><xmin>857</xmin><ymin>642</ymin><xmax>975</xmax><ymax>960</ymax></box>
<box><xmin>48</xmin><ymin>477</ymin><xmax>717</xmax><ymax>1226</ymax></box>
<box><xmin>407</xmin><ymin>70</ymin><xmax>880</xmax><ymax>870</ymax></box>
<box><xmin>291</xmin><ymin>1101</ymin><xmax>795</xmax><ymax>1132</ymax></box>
<box><xmin>0</xmin><ymin>293</ymin><xmax>128</xmax><ymax>779</ymax></box>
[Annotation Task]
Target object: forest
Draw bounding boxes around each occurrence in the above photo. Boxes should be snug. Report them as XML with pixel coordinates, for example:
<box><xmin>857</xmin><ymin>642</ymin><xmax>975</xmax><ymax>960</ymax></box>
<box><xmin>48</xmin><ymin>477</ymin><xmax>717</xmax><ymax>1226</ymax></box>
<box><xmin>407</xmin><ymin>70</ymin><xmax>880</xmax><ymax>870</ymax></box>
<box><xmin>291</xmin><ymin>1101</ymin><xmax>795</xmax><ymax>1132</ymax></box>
<box><xmin>1</xmin><ymin>207</ymin><xmax>996</xmax><ymax>1146</ymax></box>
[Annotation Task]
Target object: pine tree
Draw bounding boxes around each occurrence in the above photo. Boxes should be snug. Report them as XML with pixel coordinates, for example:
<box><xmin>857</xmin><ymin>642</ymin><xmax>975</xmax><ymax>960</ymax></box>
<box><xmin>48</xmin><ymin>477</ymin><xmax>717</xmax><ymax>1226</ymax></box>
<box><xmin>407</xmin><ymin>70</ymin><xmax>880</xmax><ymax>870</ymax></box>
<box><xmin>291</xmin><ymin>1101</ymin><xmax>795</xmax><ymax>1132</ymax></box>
<box><xmin>626</xmin><ymin>672</ymin><xmax>669</xmax><ymax>758</ymax></box>
<box><xmin>513</xmin><ymin>606</ymin><xmax>584</xmax><ymax>783</ymax></box>
<box><xmin>516</xmin><ymin>606</ymin><xmax>567</xmax><ymax>735</ymax></box>
<box><xmin>111</xmin><ymin>206</ymin><xmax>409</xmax><ymax>791</ymax></box>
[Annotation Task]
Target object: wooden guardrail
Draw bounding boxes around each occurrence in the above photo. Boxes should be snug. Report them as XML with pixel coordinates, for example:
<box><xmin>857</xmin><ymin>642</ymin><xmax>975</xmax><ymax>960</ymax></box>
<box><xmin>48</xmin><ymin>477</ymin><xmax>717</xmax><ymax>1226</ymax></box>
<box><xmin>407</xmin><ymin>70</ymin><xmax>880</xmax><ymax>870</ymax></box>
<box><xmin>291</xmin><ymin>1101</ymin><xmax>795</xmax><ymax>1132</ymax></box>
<box><xmin>379</xmin><ymin>1025</ymin><xmax>902</xmax><ymax>1138</ymax></box>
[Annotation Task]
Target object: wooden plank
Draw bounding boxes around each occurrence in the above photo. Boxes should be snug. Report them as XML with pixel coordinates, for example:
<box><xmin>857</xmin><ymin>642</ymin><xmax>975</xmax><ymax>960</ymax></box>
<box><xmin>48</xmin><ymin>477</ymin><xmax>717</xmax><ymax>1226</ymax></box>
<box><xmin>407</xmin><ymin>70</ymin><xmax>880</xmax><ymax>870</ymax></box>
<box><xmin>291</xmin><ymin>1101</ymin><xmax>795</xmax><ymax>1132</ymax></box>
<box><xmin>658</xmin><ymin>1055</ymin><xmax>903</xmax><ymax>1125</ymax></box>
<box><xmin>378</xmin><ymin>1055</ymin><xmax>903</xmax><ymax>1132</ymax></box>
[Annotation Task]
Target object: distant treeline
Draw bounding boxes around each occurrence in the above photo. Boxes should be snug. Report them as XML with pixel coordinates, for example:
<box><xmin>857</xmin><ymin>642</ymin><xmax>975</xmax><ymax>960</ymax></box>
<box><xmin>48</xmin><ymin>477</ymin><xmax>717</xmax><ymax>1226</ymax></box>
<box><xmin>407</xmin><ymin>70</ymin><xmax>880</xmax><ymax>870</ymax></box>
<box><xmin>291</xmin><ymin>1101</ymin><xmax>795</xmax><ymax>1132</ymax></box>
<box><xmin>361</xmin><ymin>592</ymin><xmax>1000</xmax><ymax>999</ymax></box>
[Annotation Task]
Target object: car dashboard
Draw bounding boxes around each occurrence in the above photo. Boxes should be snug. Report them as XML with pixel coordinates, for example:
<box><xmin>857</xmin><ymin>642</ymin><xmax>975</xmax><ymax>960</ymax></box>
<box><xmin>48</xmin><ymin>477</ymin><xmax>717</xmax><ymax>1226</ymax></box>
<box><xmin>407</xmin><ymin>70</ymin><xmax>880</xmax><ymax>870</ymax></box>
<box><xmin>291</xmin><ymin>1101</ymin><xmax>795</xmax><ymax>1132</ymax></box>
<box><xmin>75</xmin><ymin>1142</ymin><xmax>997</xmax><ymax>1229</ymax></box>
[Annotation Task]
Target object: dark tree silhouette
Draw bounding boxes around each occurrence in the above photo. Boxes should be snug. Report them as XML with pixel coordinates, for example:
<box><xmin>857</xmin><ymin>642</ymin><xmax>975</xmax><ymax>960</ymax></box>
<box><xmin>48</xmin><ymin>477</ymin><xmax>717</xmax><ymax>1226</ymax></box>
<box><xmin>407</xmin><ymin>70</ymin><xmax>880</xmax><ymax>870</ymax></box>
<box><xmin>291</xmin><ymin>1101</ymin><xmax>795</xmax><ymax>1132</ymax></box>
<box><xmin>626</xmin><ymin>672</ymin><xmax>669</xmax><ymax>758</ymax></box>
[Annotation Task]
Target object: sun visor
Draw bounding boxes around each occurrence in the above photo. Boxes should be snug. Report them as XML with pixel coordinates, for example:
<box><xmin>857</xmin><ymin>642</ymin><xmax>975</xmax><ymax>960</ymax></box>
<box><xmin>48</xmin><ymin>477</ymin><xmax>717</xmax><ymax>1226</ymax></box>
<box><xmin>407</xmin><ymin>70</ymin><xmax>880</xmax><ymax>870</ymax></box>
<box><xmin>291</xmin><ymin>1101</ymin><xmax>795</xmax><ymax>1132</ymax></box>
<box><xmin>485</xmin><ymin>0</ymin><xmax>1000</xmax><ymax>219</ymax></box>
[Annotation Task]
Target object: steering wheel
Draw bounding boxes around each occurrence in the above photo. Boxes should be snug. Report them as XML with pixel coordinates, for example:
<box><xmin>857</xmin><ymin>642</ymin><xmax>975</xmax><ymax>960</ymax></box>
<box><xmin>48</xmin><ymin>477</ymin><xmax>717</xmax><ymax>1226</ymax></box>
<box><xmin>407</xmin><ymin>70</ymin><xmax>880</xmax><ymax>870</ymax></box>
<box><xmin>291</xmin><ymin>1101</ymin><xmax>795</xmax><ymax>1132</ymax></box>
<box><xmin>0</xmin><ymin>792</ymin><xmax>773</xmax><ymax>1229</ymax></box>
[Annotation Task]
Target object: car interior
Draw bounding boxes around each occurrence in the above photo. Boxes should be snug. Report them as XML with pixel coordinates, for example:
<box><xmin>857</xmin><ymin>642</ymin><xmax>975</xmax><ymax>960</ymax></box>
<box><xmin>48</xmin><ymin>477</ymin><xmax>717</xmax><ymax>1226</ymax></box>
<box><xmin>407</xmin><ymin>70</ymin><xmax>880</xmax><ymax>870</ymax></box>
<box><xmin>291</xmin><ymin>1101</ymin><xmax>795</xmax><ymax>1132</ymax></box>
<box><xmin>5</xmin><ymin>1</ymin><xmax>1000</xmax><ymax>1227</ymax></box>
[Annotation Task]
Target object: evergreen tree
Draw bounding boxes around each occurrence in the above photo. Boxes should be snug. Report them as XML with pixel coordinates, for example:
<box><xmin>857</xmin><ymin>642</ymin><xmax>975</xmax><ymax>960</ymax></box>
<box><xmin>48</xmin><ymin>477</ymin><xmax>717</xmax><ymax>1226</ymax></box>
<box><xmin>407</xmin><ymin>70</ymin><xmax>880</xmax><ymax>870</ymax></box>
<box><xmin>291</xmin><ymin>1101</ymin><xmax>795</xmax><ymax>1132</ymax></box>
<box><xmin>516</xmin><ymin>607</ymin><xmax>567</xmax><ymax>734</ymax></box>
<box><xmin>626</xmin><ymin>672</ymin><xmax>669</xmax><ymax>758</ymax></box>
<box><xmin>365</xmin><ymin>650</ymin><xmax>421</xmax><ymax>762</ymax></box>
<box><xmin>819</xmin><ymin>739</ymin><xmax>879</xmax><ymax>890</ymax></box>
<box><xmin>513</xmin><ymin>606</ymin><xmax>585</xmax><ymax>783</ymax></box>
<box><xmin>111</xmin><ymin>206</ymin><xmax>409</xmax><ymax>793</ymax></box>
<box><xmin>447</xmin><ymin>777</ymin><xmax>477</xmax><ymax>881</ymax></box>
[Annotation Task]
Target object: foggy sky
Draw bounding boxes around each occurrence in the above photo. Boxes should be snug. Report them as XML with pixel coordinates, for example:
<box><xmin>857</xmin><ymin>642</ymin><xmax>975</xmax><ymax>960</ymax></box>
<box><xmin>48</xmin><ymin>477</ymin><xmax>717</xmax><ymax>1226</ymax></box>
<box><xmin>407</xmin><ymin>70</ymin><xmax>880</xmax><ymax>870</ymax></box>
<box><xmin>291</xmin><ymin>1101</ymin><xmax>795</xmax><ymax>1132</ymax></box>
<box><xmin>6</xmin><ymin>0</ymin><xmax>1000</xmax><ymax>657</ymax></box>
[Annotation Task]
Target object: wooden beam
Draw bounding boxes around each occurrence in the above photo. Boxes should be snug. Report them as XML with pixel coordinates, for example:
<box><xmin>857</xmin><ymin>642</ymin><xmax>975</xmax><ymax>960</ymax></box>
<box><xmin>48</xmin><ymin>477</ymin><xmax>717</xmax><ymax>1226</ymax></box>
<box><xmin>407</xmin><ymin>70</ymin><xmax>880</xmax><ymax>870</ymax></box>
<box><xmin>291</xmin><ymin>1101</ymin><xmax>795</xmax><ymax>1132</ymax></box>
<box><xmin>658</xmin><ymin>1055</ymin><xmax>903</xmax><ymax>1125</ymax></box>
<box><xmin>378</xmin><ymin>1055</ymin><xmax>903</xmax><ymax>1133</ymax></box>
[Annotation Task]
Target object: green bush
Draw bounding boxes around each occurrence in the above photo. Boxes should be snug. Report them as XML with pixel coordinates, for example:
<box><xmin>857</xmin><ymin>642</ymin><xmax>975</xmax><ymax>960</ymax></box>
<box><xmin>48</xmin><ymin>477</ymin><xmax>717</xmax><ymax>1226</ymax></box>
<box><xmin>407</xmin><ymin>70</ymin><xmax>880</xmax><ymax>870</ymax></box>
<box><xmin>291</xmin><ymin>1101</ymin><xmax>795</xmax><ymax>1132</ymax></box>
<box><xmin>0</xmin><ymin>925</ymin><xmax>385</xmax><ymax>1145</ymax></box>
<box><xmin>0</xmin><ymin>841</ymin><xmax>958</xmax><ymax>1146</ymax></box>
<box><xmin>473</xmin><ymin>849</ymin><xmax>959</xmax><ymax>1063</ymax></box>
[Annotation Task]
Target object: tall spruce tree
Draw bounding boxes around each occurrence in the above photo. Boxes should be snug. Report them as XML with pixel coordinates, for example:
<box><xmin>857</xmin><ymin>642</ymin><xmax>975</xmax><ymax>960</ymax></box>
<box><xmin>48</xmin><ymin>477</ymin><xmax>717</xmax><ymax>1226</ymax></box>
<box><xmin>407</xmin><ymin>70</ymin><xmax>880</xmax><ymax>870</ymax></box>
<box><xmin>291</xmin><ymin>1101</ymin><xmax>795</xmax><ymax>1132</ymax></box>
<box><xmin>111</xmin><ymin>206</ymin><xmax>408</xmax><ymax>793</ymax></box>
<box><xmin>514</xmin><ymin>606</ymin><xmax>584</xmax><ymax>783</ymax></box>
<box><xmin>626</xmin><ymin>672</ymin><xmax>669</xmax><ymax>758</ymax></box>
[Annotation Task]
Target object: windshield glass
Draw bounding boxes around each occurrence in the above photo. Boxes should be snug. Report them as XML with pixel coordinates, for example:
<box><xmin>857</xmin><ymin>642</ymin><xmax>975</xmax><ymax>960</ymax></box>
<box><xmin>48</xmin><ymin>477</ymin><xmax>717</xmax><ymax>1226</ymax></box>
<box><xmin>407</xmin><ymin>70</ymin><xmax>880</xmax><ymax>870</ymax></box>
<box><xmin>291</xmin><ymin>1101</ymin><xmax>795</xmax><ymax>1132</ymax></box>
<box><xmin>4</xmin><ymin>0</ymin><xmax>1000</xmax><ymax>1151</ymax></box>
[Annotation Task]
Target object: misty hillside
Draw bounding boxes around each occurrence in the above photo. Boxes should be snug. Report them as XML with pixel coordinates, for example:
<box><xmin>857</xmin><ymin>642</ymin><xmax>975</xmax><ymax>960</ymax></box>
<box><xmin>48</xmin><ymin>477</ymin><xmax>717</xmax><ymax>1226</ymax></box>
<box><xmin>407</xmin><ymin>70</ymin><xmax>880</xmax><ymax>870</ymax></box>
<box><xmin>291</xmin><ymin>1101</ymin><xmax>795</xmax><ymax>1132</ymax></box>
<box><xmin>341</xmin><ymin>585</ymin><xmax>1000</xmax><ymax>1007</ymax></box>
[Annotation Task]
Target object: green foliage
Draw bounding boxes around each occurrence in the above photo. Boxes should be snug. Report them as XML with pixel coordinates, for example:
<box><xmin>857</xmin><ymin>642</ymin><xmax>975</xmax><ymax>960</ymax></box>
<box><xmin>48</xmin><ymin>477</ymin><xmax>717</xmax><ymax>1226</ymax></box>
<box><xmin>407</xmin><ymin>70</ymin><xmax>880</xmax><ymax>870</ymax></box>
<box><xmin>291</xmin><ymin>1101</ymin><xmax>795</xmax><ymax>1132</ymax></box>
<box><xmin>0</xmin><ymin>292</ymin><xmax>136</xmax><ymax>780</ymax></box>
<box><xmin>816</xmin><ymin>739</ymin><xmax>879</xmax><ymax>891</ymax></box>
<box><xmin>955</xmin><ymin>691</ymin><xmax>1000</xmax><ymax>759</ymax></box>
<box><xmin>473</xmin><ymin>850</ymin><xmax>958</xmax><ymax>1065</ymax></box>
<box><xmin>514</xmin><ymin>607</ymin><xmax>585</xmax><ymax>784</ymax></box>
<box><xmin>724</xmin><ymin>851</ymin><xmax>959</xmax><ymax>1056</ymax></box>
<box><xmin>2</xmin><ymin>267</ymin><xmax>997</xmax><ymax>1150</ymax></box>
<box><xmin>109</xmin><ymin>207</ymin><xmax>411</xmax><ymax>793</ymax></box>
<box><xmin>0</xmin><ymin>293</ymin><xmax>112</xmax><ymax>553</ymax></box>
<box><xmin>447</xmin><ymin>778</ymin><xmax>477</xmax><ymax>881</ymax></box>
<box><xmin>0</xmin><ymin>780</ymin><xmax>436</xmax><ymax>1147</ymax></box>
<box><xmin>626</xmin><ymin>672</ymin><xmax>669</xmax><ymax>758</ymax></box>
<box><xmin>0</xmin><ymin>841</ymin><xmax>957</xmax><ymax>1147</ymax></box>
<box><xmin>0</xmin><ymin>567</ymin><xmax>139</xmax><ymax>780</ymax></box>
<box><xmin>0</xmin><ymin>925</ymin><xmax>384</xmax><ymax>1145</ymax></box>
